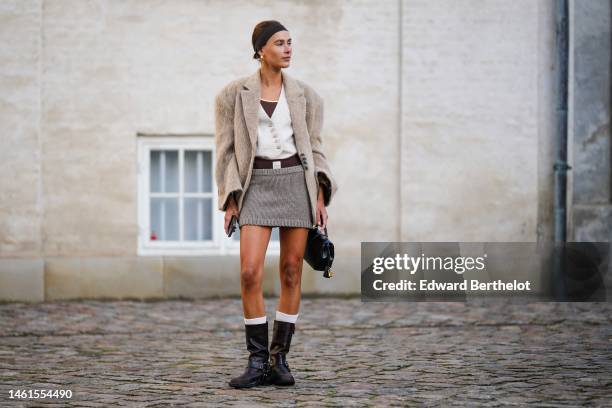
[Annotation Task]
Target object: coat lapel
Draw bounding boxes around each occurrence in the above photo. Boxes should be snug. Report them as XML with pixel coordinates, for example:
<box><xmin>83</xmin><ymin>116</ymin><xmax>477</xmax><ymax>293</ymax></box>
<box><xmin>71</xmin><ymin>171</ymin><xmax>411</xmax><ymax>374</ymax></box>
<box><xmin>240</xmin><ymin>68</ymin><xmax>308</xmax><ymax>155</ymax></box>
<box><xmin>283</xmin><ymin>72</ymin><xmax>309</xmax><ymax>155</ymax></box>
<box><xmin>240</xmin><ymin>72</ymin><xmax>260</xmax><ymax>150</ymax></box>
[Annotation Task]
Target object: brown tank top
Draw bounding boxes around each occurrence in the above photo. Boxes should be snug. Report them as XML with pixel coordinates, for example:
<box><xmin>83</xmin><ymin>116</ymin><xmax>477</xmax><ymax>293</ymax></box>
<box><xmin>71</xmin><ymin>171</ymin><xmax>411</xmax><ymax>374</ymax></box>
<box><xmin>260</xmin><ymin>100</ymin><xmax>277</xmax><ymax>118</ymax></box>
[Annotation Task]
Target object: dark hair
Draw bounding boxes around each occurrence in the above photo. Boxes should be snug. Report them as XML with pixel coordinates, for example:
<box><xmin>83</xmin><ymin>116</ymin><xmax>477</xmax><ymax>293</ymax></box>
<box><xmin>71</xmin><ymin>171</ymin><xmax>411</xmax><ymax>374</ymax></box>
<box><xmin>251</xmin><ymin>20</ymin><xmax>288</xmax><ymax>60</ymax></box>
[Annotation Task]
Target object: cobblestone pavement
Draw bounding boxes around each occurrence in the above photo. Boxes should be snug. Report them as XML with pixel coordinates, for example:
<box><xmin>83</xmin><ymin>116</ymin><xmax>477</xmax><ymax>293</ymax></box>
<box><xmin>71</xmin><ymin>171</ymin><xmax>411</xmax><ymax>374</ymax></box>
<box><xmin>0</xmin><ymin>298</ymin><xmax>611</xmax><ymax>407</ymax></box>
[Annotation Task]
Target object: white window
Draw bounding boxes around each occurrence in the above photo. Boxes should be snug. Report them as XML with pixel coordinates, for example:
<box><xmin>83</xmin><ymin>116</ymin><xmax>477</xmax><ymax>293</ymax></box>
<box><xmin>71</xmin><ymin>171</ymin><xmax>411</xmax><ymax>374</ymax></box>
<box><xmin>137</xmin><ymin>135</ymin><xmax>279</xmax><ymax>256</ymax></box>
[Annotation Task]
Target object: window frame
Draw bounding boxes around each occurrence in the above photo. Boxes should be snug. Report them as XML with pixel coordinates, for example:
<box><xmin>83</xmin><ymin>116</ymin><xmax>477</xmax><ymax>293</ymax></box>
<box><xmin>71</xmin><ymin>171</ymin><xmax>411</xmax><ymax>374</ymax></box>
<box><xmin>137</xmin><ymin>135</ymin><xmax>280</xmax><ymax>256</ymax></box>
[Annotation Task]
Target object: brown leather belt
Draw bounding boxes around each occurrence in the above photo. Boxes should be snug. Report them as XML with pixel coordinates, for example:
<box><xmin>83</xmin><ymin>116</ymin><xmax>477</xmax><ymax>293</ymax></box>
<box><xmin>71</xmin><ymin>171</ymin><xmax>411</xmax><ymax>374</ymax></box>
<box><xmin>253</xmin><ymin>153</ymin><xmax>301</xmax><ymax>169</ymax></box>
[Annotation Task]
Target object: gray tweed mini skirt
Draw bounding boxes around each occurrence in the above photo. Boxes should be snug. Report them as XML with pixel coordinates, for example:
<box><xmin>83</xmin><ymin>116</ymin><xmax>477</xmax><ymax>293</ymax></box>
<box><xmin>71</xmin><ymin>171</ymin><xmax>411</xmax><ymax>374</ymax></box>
<box><xmin>239</xmin><ymin>164</ymin><xmax>313</xmax><ymax>228</ymax></box>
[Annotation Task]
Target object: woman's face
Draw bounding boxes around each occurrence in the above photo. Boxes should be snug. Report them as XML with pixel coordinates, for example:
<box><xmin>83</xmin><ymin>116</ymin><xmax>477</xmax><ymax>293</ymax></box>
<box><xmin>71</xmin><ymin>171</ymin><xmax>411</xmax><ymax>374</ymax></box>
<box><xmin>260</xmin><ymin>31</ymin><xmax>292</xmax><ymax>68</ymax></box>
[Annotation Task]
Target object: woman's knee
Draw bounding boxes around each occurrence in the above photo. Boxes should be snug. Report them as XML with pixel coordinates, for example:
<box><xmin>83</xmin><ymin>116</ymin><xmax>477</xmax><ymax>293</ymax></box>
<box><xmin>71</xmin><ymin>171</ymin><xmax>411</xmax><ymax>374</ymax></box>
<box><xmin>280</xmin><ymin>260</ymin><xmax>302</xmax><ymax>289</ymax></box>
<box><xmin>240</xmin><ymin>265</ymin><xmax>263</xmax><ymax>290</ymax></box>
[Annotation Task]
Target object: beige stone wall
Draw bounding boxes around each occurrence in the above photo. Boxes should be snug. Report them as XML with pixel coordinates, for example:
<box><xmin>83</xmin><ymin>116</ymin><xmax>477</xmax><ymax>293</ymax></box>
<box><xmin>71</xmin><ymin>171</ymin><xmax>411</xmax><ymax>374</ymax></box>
<box><xmin>0</xmin><ymin>0</ymin><xmax>556</xmax><ymax>301</ymax></box>
<box><xmin>0</xmin><ymin>1</ymin><xmax>42</xmax><ymax>257</ymax></box>
<box><xmin>401</xmin><ymin>0</ymin><xmax>547</xmax><ymax>242</ymax></box>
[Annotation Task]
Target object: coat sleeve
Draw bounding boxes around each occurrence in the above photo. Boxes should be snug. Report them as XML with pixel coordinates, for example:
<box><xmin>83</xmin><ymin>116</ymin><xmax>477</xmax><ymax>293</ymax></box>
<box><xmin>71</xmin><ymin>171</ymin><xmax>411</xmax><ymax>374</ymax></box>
<box><xmin>214</xmin><ymin>89</ymin><xmax>243</xmax><ymax>212</ymax></box>
<box><xmin>308</xmin><ymin>90</ymin><xmax>338</xmax><ymax>207</ymax></box>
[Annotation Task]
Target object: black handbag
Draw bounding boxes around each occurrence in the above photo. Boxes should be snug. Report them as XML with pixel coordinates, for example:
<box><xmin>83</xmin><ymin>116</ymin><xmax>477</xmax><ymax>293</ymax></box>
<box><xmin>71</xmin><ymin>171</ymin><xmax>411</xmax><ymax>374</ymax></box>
<box><xmin>304</xmin><ymin>226</ymin><xmax>335</xmax><ymax>278</ymax></box>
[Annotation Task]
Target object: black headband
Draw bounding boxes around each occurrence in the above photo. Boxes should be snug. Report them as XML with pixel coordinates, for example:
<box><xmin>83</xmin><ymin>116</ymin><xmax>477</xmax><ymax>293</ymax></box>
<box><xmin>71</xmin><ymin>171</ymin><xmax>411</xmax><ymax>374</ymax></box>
<box><xmin>252</xmin><ymin>21</ymin><xmax>287</xmax><ymax>59</ymax></box>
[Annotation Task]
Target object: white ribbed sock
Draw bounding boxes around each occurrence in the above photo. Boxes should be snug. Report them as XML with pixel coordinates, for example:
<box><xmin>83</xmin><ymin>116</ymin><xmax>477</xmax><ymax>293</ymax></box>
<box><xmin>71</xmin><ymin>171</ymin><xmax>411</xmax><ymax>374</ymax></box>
<box><xmin>276</xmin><ymin>310</ymin><xmax>298</xmax><ymax>323</ymax></box>
<box><xmin>244</xmin><ymin>315</ymin><xmax>267</xmax><ymax>325</ymax></box>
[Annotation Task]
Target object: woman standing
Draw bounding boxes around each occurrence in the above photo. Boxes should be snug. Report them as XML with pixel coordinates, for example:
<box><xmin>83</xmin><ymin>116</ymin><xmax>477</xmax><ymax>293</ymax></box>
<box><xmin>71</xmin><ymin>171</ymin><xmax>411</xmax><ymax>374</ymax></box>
<box><xmin>214</xmin><ymin>20</ymin><xmax>338</xmax><ymax>388</ymax></box>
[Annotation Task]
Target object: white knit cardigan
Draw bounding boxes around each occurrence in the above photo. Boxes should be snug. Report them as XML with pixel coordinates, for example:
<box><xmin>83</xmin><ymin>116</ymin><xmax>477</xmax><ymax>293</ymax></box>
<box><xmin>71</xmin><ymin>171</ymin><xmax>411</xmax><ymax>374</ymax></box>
<box><xmin>255</xmin><ymin>84</ymin><xmax>298</xmax><ymax>159</ymax></box>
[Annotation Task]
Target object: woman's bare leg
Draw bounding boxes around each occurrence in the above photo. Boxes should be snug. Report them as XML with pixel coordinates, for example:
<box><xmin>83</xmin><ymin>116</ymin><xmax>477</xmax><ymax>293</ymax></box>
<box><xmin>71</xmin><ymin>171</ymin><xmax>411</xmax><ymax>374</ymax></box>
<box><xmin>277</xmin><ymin>227</ymin><xmax>309</xmax><ymax>314</ymax></box>
<box><xmin>239</xmin><ymin>225</ymin><xmax>272</xmax><ymax>318</ymax></box>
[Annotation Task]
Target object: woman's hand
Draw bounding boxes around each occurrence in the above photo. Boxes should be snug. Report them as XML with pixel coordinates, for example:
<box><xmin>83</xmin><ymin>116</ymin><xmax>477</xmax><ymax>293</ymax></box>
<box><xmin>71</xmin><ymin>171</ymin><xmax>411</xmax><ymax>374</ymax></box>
<box><xmin>316</xmin><ymin>188</ymin><xmax>328</xmax><ymax>231</ymax></box>
<box><xmin>224</xmin><ymin>196</ymin><xmax>240</xmax><ymax>236</ymax></box>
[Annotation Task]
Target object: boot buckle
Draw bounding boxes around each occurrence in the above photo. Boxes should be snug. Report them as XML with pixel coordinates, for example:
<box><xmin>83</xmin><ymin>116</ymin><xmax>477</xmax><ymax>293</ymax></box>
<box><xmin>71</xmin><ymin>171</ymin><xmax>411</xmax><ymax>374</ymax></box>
<box><xmin>248</xmin><ymin>359</ymin><xmax>267</xmax><ymax>370</ymax></box>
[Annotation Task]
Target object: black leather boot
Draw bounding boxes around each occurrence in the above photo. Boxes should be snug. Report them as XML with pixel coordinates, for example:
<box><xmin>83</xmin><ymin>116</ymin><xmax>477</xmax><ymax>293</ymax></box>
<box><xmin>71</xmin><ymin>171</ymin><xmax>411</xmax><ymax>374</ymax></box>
<box><xmin>228</xmin><ymin>321</ymin><xmax>270</xmax><ymax>389</ymax></box>
<box><xmin>266</xmin><ymin>320</ymin><xmax>296</xmax><ymax>386</ymax></box>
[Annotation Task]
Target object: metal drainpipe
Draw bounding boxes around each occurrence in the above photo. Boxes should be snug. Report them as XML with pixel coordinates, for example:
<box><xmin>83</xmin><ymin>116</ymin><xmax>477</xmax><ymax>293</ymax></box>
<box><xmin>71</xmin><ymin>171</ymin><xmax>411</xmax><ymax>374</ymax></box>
<box><xmin>554</xmin><ymin>0</ymin><xmax>571</xmax><ymax>243</ymax></box>
<box><xmin>553</xmin><ymin>0</ymin><xmax>571</xmax><ymax>299</ymax></box>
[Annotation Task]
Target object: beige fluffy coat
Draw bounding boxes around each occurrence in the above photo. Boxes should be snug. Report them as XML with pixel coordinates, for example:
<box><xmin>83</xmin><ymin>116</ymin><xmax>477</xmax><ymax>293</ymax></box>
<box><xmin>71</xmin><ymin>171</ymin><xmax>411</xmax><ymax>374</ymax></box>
<box><xmin>214</xmin><ymin>68</ymin><xmax>338</xmax><ymax>226</ymax></box>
